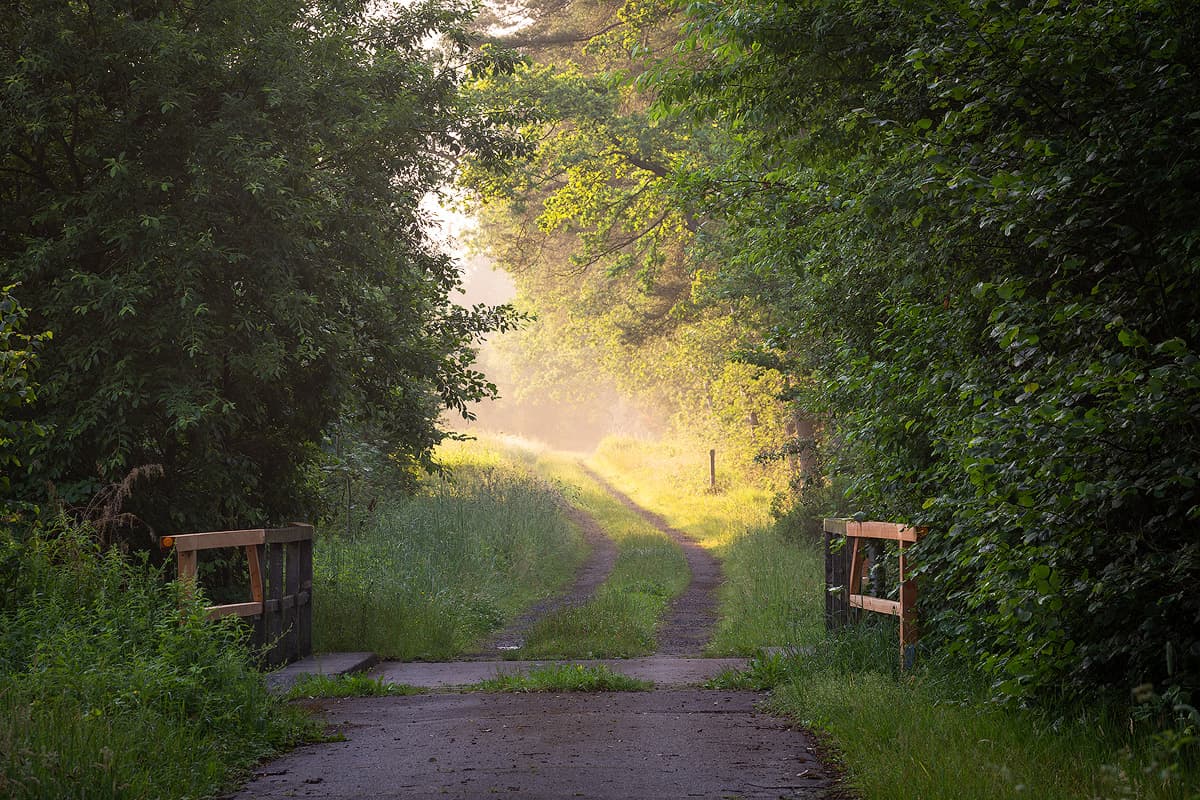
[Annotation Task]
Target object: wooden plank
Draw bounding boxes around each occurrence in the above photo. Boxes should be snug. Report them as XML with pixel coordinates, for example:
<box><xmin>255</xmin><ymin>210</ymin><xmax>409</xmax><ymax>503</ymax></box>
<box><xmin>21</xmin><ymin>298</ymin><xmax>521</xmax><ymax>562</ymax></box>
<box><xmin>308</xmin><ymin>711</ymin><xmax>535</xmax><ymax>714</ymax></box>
<box><xmin>206</xmin><ymin>601</ymin><xmax>263</xmax><ymax>620</ymax></box>
<box><xmin>848</xmin><ymin>537</ymin><xmax>865</xmax><ymax>596</ymax></box>
<box><xmin>264</xmin><ymin>525</ymin><xmax>314</xmax><ymax>544</ymax></box>
<box><xmin>266</xmin><ymin>543</ymin><xmax>285</xmax><ymax>667</ymax></box>
<box><xmin>177</xmin><ymin>549</ymin><xmax>198</xmax><ymax>583</ymax></box>
<box><xmin>246</xmin><ymin>544</ymin><xmax>264</xmax><ymax>604</ymax></box>
<box><xmin>849</xmin><ymin>594</ymin><xmax>901</xmax><ymax>616</ymax></box>
<box><xmin>284</xmin><ymin>540</ymin><xmax>301</xmax><ymax>661</ymax></box>
<box><xmin>170</xmin><ymin>529</ymin><xmax>266</xmax><ymax>552</ymax></box>
<box><xmin>823</xmin><ymin>518</ymin><xmax>848</xmax><ymax>535</ymax></box>
<box><xmin>824</xmin><ymin>525</ymin><xmax>851</xmax><ymax>630</ymax></box>
<box><xmin>847</xmin><ymin>521</ymin><xmax>920</xmax><ymax>543</ymax></box>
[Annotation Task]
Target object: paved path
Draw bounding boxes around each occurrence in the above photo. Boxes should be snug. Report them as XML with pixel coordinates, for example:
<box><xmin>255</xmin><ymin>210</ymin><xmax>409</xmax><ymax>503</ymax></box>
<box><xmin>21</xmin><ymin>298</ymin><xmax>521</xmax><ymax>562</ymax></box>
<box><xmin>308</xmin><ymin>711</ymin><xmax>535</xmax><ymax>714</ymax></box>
<box><xmin>230</xmin><ymin>691</ymin><xmax>834</xmax><ymax>799</ymax></box>
<box><xmin>372</xmin><ymin>656</ymin><xmax>748</xmax><ymax>689</ymax></box>
<box><xmin>241</xmin><ymin>467</ymin><xmax>839</xmax><ymax>799</ymax></box>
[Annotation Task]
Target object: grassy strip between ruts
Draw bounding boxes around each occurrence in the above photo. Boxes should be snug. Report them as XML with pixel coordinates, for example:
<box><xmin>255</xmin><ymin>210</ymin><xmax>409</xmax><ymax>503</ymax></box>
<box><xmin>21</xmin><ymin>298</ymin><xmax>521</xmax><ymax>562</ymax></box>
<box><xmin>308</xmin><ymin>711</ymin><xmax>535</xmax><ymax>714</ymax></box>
<box><xmin>466</xmin><ymin>664</ymin><xmax>653</xmax><ymax>693</ymax></box>
<box><xmin>588</xmin><ymin>436</ymin><xmax>1199</xmax><ymax>800</ymax></box>
<box><xmin>313</xmin><ymin>439</ymin><xmax>589</xmax><ymax>660</ymax></box>
<box><xmin>514</xmin><ymin>452</ymin><xmax>690</xmax><ymax>659</ymax></box>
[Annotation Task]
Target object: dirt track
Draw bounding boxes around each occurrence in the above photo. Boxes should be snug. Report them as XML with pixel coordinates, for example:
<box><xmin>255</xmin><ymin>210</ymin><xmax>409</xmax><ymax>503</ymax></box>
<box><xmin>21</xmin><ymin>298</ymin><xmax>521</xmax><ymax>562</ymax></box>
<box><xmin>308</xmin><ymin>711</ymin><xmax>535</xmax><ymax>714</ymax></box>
<box><xmin>467</xmin><ymin>504</ymin><xmax>618</xmax><ymax>657</ymax></box>
<box><xmin>230</xmin><ymin>467</ymin><xmax>839</xmax><ymax>799</ymax></box>
<box><xmin>578</xmin><ymin>466</ymin><xmax>723</xmax><ymax>656</ymax></box>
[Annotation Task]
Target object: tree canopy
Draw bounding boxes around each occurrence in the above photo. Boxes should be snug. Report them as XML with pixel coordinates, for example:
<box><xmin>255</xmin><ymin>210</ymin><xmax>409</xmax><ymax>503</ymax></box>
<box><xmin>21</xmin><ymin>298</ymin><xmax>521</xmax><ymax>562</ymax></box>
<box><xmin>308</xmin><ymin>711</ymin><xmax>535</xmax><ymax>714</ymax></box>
<box><xmin>1</xmin><ymin>0</ymin><xmax>521</xmax><ymax>535</ymax></box>
<box><xmin>464</xmin><ymin>0</ymin><xmax>1200</xmax><ymax>702</ymax></box>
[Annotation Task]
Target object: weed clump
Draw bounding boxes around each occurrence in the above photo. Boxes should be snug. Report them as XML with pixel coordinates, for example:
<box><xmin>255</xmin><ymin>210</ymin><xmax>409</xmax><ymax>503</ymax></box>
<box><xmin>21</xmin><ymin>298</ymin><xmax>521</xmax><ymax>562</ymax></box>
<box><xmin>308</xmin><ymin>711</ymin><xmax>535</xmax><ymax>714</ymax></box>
<box><xmin>471</xmin><ymin>664</ymin><xmax>652</xmax><ymax>693</ymax></box>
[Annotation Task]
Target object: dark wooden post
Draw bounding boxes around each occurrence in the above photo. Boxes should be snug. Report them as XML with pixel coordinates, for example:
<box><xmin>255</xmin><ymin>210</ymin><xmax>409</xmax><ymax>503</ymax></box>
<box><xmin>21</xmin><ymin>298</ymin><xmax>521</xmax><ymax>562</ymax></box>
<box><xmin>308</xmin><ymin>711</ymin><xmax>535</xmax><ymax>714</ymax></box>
<box><xmin>266</xmin><ymin>542</ymin><xmax>285</xmax><ymax>667</ymax></box>
<box><xmin>824</xmin><ymin>519</ymin><xmax>851</xmax><ymax>630</ymax></box>
<box><xmin>899</xmin><ymin>539</ymin><xmax>918</xmax><ymax>669</ymax></box>
<box><xmin>298</xmin><ymin>533</ymin><xmax>313</xmax><ymax>659</ymax></box>
<box><xmin>284</xmin><ymin>540</ymin><xmax>300</xmax><ymax>661</ymax></box>
<box><xmin>709</xmin><ymin>449</ymin><xmax>716</xmax><ymax>490</ymax></box>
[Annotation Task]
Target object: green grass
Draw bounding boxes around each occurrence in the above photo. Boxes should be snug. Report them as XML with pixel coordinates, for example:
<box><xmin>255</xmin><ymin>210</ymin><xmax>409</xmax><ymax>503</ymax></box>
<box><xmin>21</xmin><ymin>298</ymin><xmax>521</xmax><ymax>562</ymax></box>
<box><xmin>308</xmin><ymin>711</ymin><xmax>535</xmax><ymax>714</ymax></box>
<box><xmin>283</xmin><ymin>672</ymin><xmax>421</xmax><ymax>700</ymax></box>
<box><xmin>516</xmin><ymin>453</ymin><xmax>690</xmax><ymax>658</ymax></box>
<box><xmin>705</xmin><ymin>651</ymin><xmax>795</xmax><ymax>691</ymax></box>
<box><xmin>0</xmin><ymin>526</ymin><xmax>313</xmax><ymax>800</ymax></box>
<box><xmin>468</xmin><ymin>664</ymin><xmax>653</xmax><ymax>693</ymax></box>
<box><xmin>760</xmin><ymin>625</ymin><xmax>1199</xmax><ymax>800</ymax></box>
<box><xmin>313</xmin><ymin>441</ymin><xmax>588</xmax><ymax>659</ymax></box>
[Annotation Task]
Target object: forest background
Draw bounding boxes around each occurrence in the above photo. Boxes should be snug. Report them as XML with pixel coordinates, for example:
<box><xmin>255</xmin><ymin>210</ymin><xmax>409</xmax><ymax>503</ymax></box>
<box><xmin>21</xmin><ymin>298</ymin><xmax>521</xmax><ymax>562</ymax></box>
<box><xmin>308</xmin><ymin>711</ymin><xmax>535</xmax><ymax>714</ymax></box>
<box><xmin>1</xmin><ymin>0</ymin><xmax>1197</xmax><ymax>721</ymax></box>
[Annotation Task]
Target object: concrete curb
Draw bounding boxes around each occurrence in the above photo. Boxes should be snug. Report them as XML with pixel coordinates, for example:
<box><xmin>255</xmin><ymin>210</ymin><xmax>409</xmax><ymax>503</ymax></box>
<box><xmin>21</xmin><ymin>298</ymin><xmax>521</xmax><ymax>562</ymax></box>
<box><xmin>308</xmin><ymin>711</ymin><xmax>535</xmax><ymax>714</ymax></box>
<box><xmin>264</xmin><ymin>651</ymin><xmax>379</xmax><ymax>694</ymax></box>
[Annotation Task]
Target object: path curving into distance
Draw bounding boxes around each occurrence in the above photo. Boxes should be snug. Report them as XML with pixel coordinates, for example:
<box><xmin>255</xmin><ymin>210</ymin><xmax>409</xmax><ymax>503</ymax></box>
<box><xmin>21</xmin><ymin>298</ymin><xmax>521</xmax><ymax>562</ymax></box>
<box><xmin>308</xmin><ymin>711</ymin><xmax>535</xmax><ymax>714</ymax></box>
<box><xmin>578</xmin><ymin>464</ymin><xmax>723</xmax><ymax>656</ymax></box>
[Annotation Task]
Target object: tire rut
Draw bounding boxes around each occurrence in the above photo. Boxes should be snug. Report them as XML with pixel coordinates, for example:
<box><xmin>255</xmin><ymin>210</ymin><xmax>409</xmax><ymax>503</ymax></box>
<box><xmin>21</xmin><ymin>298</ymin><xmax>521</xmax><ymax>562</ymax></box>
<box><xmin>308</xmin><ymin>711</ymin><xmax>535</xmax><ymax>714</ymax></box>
<box><xmin>462</xmin><ymin>504</ymin><xmax>618</xmax><ymax>658</ymax></box>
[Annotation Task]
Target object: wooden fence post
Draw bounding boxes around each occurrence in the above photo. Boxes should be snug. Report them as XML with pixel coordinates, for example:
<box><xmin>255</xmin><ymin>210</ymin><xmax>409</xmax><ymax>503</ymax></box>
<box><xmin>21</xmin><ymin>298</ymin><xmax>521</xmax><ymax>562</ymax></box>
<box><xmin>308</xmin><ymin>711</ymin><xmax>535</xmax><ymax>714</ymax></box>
<box><xmin>266</xmin><ymin>541</ymin><xmax>285</xmax><ymax>667</ymax></box>
<box><xmin>824</xmin><ymin>519</ymin><xmax>851</xmax><ymax>630</ymax></box>
<box><xmin>899</xmin><ymin>539</ymin><xmax>918</xmax><ymax>669</ymax></box>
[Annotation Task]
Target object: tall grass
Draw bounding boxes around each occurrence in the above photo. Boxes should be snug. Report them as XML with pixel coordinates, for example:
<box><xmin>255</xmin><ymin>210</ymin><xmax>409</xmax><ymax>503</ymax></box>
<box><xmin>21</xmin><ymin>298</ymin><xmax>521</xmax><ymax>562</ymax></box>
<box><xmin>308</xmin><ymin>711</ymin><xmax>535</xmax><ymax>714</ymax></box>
<box><xmin>517</xmin><ymin>453</ymin><xmax>690</xmax><ymax>658</ymax></box>
<box><xmin>0</xmin><ymin>524</ymin><xmax>309</xmax><ymax>800</ymax></box>
<box><xmin>713</xmin><ymin>527</ymin><xmax>824</xmax><ymax>653</ymax></box>
<box><xmin>312</xmin><ymin>441</ymin><xmax>587</xmax><ymax>659</ymax></box>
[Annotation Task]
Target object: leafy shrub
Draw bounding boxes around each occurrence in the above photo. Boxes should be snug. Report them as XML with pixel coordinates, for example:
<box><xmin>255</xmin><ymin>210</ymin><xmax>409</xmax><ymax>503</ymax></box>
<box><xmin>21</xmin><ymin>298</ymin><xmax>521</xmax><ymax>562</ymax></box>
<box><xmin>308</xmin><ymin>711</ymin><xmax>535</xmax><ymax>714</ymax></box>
<box><xmin>663</xmin><ymin>0</ymin><xmax>1200</xmax><ymax>703</ymax></box>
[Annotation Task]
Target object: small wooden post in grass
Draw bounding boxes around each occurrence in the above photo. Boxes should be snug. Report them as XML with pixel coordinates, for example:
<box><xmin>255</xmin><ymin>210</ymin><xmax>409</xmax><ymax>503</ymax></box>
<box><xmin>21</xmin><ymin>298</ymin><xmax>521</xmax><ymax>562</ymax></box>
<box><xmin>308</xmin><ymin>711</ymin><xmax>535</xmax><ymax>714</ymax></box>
<box><xmin>709</xmin><ymin>448</ymin><xmax>716</xmax><ymax>490</ymax></box>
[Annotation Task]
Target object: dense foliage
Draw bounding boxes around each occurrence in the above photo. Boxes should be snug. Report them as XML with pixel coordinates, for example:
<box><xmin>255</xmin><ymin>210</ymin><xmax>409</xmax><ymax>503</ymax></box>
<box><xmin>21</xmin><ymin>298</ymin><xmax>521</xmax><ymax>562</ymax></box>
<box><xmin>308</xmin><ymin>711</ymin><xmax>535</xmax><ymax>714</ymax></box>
<box><xmin>0</xmin><ymin>0</ymin><xmax>520</xmax><ymax>535</ymax></box>
<box><xmin>0</xmin><ymin>524</ymin><xmax>307</xmax><ymax>798</ymax></box>
<box><xmin>467</xmin><ymin>0</ymin><xmax>1200</xmax><ymax>703</ymax></box>
<box><xmin>460</xmin><ymin>0</ymin><xmax>794</xmax><ymax>469</ymax></box>
<box><xmin>0</xmin><ymin>285</ymin><xmax>48</xmax><ymax>510</ymax></box>
<box><xmin>652</xmin><ymin>0</ymin><xmax>1200</xmax><ymax>701</ymax></box>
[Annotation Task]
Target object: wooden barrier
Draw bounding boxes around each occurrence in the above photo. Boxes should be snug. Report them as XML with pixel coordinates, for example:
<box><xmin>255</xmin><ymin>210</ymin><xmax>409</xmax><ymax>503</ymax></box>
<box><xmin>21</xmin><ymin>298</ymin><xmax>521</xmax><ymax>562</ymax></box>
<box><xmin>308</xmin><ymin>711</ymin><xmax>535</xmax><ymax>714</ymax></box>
<box><xmin>824</xmin><ymin>518</ymin><xmax>923</xmax><ymax>669</ymax></box>
<box><xmin>161</xmin><ymin>525</ymin><xmax>313</xmax><ymax>667</ymax></box>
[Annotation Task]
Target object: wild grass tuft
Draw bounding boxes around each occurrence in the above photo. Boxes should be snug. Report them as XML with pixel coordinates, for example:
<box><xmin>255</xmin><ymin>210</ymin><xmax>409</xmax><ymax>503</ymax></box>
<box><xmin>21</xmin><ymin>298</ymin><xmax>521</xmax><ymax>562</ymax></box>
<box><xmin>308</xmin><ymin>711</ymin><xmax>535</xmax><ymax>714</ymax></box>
<box><xmin>283</xmin><ymin>672</ymin><xmax>419</xmax><ymax>699</ymax></box>
<box><xmin>705</xmin><ymin>651</ymin><xmax>793</xmax><ymax>691</ymax></box>
<box><xmin>469</xmin><ymin>664</ymin><xmax>653</xmax><ymax>693</ymax></box>
<box><xmin>313</xmin><ymin>442</ymin><xmax>587</xmax><ymax>659</ymax></box>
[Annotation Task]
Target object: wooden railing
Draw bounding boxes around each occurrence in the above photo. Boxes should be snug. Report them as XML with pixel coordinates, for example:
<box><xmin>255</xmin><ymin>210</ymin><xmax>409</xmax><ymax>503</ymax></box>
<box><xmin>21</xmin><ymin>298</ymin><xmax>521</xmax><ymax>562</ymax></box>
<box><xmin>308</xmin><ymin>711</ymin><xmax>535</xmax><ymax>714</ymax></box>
<box><xmin>161</xmin><ymin>525</ymin><xmax>313</xmax><ymax>667</ymax></box>
<box><xmin>824</xmin><ymin>518</ymin><xmax>924</xmax><ymax>669</ymax></box>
